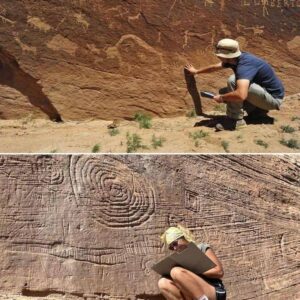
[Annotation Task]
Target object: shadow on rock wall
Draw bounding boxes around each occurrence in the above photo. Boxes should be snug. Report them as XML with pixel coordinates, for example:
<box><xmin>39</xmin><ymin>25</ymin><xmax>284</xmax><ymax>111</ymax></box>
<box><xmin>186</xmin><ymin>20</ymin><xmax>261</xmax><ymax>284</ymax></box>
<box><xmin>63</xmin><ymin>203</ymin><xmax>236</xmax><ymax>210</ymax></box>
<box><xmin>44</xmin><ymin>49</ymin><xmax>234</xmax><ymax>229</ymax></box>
<box><xmin>0</xmin><ymin>48</ymin><xmax>62</xmax><ymax>122</ymax></box>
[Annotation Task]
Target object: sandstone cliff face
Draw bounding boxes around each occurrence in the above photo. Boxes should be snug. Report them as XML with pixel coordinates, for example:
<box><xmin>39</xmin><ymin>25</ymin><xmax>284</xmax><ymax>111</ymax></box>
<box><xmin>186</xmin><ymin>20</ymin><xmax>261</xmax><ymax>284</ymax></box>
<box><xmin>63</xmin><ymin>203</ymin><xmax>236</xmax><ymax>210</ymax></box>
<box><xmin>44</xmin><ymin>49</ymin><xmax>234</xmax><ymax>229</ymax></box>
<box><xmin>0</xmin><ymin>155</ymin><xmax>299</xmax><ymax>299</ymax></box>
<box><xmin>0</xmin><ymin>1</ymin><xmax>299</xmax><ymax>120</ymax></box>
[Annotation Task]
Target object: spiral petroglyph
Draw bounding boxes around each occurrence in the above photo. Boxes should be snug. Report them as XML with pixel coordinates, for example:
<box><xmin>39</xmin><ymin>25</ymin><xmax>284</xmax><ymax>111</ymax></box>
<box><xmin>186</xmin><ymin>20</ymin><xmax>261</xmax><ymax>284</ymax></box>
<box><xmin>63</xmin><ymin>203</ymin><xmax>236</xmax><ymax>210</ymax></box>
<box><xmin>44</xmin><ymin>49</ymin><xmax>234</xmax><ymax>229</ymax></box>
<box><xmin>70</xmin><ymin>156</ymin><xmax>156</xmax><ymax>228</ymax></box>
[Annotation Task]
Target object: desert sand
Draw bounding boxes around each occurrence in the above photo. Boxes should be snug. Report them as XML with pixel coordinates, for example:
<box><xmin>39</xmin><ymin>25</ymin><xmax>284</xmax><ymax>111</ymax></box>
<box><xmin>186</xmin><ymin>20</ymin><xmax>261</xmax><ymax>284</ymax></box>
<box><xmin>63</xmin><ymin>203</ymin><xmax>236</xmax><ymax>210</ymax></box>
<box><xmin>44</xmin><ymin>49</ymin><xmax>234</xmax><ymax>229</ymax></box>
<box><xmin>0</xmin><ymin>94</ymin><xmax>299</xmax><ymax>154</ymax></box>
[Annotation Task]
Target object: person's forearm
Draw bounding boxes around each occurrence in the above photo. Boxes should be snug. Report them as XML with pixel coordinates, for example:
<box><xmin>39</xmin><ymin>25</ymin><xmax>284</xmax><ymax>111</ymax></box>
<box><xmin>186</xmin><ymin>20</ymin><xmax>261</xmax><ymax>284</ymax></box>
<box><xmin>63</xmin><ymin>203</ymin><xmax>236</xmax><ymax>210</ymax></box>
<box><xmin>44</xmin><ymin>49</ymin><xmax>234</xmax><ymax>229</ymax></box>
<box><xmin>202</xmin><ymin>266</ymin><xmax>224</xmax><ymax>279</ymax></box>
<box><xmin>220</xmin><ymin>91</ymin><xmax>245</xmax><ymax>103</ymax></box>
<box><xmin>196</xmin><ymin>64</ymin><xmax>222</xmax><ymax>74</ymax></box>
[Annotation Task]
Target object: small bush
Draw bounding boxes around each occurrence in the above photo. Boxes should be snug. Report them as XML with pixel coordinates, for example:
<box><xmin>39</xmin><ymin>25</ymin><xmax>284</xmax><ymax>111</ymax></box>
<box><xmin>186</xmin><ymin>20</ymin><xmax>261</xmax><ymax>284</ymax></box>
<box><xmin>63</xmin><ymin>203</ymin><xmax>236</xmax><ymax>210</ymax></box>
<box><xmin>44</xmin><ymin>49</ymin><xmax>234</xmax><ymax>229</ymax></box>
<box><xmin>186</xmin><ymin>109</ymin><xmax>196</xmax><ymax>118</ymax></box>
<box><xmin>280</xmin><ymin>138</ymin><xmax>300</xmax><ymax>149</ymax></box>
<box><xmin>189</xmin><ymin>130</ymin><xmax>209</xmax><ymax>147</ymax></box>
<box><xmin>126</xmin><ymin>133</ymin><xmax>147</xmax><ymax>153</ymax></box>
<box><xmin>189</xmin><ymin>130</ymin><xmax>209</xmax><ymax>140</ymax></box>
<box><xmin>108</xmin><ymin>128</ymin><xmax>120</xmax><ymax>136</ymax></box>
<box><xmin>151</xmin><ymin>135</ymin><xmax>166</xmax><ymax>149</ymax></box>
<box><xmin>221</xmin><ymin>140</ymin><xmax>230</xmax><ymax>153</ymax></box>
<box><xmin>92</xmin><ymin>144</ymin><xmax>101</xmax><ymax>153</ymax></box>
<box><xmin>134</xmin><ymin>112</ymin><xmax>152</xmax><ymax>129</ymax></box>
<box><xmin>255</xmin><ymin>139</ymin><xmax>268</xmax><ymax>149</ymax></box>
<box><xmin>291</xmin><ymin>116</ymin><xmax>300</xmax><ymax>121</ymax></box>
<box><xmin>50</xmin><ymin>149</ymin><xmax>58</xmax><ymax>153</ymax></box>
<box><xmin>281</xmin><ymin>125</ymin><xmax>296</xmax><ymax>133</ymax></box>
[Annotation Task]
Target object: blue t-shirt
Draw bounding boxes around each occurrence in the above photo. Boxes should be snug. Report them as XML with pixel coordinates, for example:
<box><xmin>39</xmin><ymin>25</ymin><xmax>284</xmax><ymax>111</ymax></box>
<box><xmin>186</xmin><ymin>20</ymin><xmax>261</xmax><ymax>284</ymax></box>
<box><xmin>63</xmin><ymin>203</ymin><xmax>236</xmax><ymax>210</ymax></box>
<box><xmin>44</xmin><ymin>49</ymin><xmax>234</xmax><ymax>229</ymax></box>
<box><xmin>223</xmin><ymin>52</ymin><xmax>285</xmax><ymax>99</ymax></box>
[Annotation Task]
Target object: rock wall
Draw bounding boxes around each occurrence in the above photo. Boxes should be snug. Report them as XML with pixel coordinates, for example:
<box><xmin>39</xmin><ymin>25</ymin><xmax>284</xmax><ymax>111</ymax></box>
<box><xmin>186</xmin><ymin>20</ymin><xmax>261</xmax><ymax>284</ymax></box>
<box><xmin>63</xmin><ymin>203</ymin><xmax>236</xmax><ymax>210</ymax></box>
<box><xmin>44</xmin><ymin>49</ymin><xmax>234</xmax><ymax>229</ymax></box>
<box><xmin>0</xmin><ymin>155</ymin><xmax>299</xmax><ymax>299</ymax></box>
<box><xmin>0</xmin><ymin>1</ymin><xmax>299</xmax><ymax>120</ymax></box>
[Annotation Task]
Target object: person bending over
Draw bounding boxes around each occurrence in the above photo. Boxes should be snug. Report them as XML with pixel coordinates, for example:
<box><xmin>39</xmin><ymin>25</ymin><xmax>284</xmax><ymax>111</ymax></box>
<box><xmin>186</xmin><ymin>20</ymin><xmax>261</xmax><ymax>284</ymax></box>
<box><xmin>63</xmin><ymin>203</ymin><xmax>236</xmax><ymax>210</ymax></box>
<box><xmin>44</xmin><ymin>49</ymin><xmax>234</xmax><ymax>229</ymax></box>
<box><xmin>158</xmin><ymin>225</ymin><xmax>226</xmax><ymax>300</ymax></box>
<box><xmin>185</xmin><ymin>38</ymin><xmax>285</xmax><ymax>131</ymax></box>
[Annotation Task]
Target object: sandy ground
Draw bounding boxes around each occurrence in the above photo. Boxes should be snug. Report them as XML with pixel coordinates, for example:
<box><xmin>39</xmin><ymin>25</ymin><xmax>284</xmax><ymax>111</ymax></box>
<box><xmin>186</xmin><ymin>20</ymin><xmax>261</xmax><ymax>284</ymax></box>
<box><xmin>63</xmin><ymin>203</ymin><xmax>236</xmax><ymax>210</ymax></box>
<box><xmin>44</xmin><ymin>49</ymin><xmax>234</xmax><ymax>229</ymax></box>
<box><xmin>0</xmin><ymin>94</ymin><xmax>299</xmax><ymax>154</ymax></box>
<box><xmin>0</xmin><ymin>295</ymin><xmax>89</xmax><ymax>300</ymax></box>
<box><xmin>0</xmin><ymin>296</ymin><xmax>63</xmax><ymax>300</ymax></box>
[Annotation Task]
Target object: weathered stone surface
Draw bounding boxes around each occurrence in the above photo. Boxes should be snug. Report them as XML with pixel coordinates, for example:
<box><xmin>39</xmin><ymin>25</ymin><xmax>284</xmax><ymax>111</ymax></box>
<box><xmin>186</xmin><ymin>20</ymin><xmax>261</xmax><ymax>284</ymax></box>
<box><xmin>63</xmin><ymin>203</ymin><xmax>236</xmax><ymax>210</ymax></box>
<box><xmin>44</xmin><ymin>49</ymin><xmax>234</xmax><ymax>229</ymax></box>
<box><xmin>0</xmin><ymin>155</ymin><xmax>299</xmax><ymax>299</ymax></box>
<box><xmin>0</xmin><ymin>1</ymin><xmax>299</xmax><ymax>120</ymax></box>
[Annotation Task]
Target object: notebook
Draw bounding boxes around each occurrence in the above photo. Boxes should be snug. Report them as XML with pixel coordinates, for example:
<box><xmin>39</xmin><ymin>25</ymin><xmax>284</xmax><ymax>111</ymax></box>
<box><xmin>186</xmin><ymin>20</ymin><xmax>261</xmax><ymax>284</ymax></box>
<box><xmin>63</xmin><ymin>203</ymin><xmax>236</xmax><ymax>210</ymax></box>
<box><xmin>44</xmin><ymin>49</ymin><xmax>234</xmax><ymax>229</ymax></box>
<box><xmin>151</xmin><ymin>242</ymin><xmax>216</xmax><ymax>277</ymax></box>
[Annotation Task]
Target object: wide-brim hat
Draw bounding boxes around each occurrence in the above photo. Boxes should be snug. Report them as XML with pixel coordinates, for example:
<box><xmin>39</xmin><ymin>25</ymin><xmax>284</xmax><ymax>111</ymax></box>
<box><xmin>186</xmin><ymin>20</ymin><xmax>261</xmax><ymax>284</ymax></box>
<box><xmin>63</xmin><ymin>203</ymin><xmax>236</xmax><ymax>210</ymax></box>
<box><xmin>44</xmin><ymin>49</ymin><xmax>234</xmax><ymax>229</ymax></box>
<box><xmin>215</xmin><ymin>38</ymin><xmax>241</xmax><ymax>59</ymax></box>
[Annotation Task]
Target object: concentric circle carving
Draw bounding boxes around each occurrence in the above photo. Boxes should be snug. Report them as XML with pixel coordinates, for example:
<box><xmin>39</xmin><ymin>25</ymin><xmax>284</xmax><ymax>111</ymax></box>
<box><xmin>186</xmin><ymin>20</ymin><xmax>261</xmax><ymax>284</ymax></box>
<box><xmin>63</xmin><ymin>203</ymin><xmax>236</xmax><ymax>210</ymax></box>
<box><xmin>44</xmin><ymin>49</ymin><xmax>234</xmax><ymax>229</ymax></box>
<box><xmin>70</xmin><ymin>156</ymin><xmax>156</xmax><ymax>228</ymax></box>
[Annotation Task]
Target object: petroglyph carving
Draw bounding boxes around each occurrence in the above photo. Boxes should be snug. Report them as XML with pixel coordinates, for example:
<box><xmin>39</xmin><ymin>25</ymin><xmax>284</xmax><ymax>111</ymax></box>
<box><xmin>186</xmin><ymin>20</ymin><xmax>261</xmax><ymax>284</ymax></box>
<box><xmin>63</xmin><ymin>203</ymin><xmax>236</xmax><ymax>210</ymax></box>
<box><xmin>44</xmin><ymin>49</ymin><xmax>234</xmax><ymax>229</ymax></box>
<box><xmin>236</xmin><ymin>21</ymin><xmax>265</xmax><ymax>35</ymax></box>
<box><xmin>0</xmin><ymin>15</ymin><xmax>15</xmax><ymax>25</ymax></box>
<box><xmin>70</xmin><ymin>156</ymin><xmax>156</xmax><ymax>228</ymax></box>
<box><xmin>168</xmin><ymin>0</ymin><xmax>179</xmax><ymax>18</ymax></box>
<box><xmin>241</xmin><ymin>0</ymin><xmax>300</xmax><ymax>8</ymax></box>
<box><xmin>205</xmin><ymin>0</ymin><xmax>215</xmax><ymax>7</ymax></box>
<box><xmin>74</xmin><ymin>12</ymin><xmax>90</xmax><ymax>31</ymax></box>
<box><xmin>221</xmin><ymin>23</ymin><xmax>232</xmax><ymax>36</ymax></box>
<box><xmin>185</xmin><ymin>189</ymin><xmax>202</xmax><ymax>212</ymax></box>
<box><xmin>0</xmin><ymin>157</ymin><xmax>64</xmax><ymax>209</ymax></box>
<box><xmin>27</xmin><ymin>16</ymin><xmax>52</xmax><ymax>32</ymax></box>
<box><xmin>106</xmin><ymin>34</ymin><xmax>164</xmax><ymax>67</ymax></box>
<box><xmin>14</xmin><ymin>37</ymin><xmax>37</xmax><ymax>54</ymax></box>
<box><xmin>128</xmin><ymin>12</ymin><xmax>141</xmax><ymax>21</ymax></box>
<box><xmin>47</xmin><ymin>34</ymin><xmax>78</xmax><ymax>56</ymax></box>
<box><xmin>2</xmin><ymin>156</ymin><xmax>64</xmax><ymax>185</ymax></box>
<box><xmin>87</xmin><ymin>43</ymin><xmax>101</xmax><ymax>55</ymax></box>
<box><xmin>0</xmin><ymin>5</ymin><xmax>14</xmax><ymax>25</ymax></box>
<box><xmin>183</xmin><ymin>30</ymin><xmax>210</xmax><ymax>49</ymax></box>
<box><xmin>9</xmin><ymin>243</ymin><xmax>126</xmax><ymax>266</ymax></box>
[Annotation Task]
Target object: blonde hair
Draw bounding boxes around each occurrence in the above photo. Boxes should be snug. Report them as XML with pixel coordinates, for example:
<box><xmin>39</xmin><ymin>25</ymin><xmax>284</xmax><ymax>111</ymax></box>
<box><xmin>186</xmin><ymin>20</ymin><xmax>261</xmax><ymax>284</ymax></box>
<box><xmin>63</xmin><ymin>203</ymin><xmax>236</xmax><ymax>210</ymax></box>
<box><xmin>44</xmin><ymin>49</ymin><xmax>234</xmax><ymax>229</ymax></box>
<box><xmin>160</xmin><ymin>224</ymin><xmax>196</xmax><ymax>247</ymax></box>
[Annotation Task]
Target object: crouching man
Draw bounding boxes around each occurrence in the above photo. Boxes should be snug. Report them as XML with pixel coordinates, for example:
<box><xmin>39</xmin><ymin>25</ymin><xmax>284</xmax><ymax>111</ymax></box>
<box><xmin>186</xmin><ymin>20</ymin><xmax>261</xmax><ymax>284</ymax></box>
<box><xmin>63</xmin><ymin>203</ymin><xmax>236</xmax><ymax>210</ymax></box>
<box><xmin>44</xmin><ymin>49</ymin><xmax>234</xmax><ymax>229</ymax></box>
<box><xmin>185</xmin><ymin>38</ymin><xmax>285</xmax><ymax>131</ymax></box>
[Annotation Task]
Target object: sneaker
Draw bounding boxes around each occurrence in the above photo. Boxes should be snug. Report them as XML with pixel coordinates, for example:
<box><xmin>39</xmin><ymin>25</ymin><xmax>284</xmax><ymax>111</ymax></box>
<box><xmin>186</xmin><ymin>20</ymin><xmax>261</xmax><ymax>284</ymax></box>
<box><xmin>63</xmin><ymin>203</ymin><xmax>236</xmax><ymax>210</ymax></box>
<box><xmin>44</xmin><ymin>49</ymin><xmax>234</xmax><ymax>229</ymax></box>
<box><xmin>246</xmin><ymin>108</ymin><xmax>269</xmax><ymax>120</ymax></box>
<box><xmin>215</xmin><ymin>118</ymin><xmax>246</xmax><ymax>131</ymax></box>
<box><xmin>244</xmin><ymin>108</ymin><xmax>274</xmax><ymax>124</ymax></box>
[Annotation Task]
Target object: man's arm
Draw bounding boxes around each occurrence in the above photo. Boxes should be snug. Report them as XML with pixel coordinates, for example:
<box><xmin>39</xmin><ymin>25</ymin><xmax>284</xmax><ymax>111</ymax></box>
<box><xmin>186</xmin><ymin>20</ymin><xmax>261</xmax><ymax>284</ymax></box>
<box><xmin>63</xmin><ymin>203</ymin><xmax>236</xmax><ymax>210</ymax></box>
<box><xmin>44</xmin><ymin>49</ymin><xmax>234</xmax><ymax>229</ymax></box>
<box><xmin>214</xmin><ymin>79</ymin><xmax>250</xmax><ymax>103</ymax></box>
<box><xmin>201</xmin><ymin>248</ymin><xmax>224</xmax><ymax>279</ymax></box>
<box><xmin>185</xmin><ymin>63</ymin><xmax>223</xmax><ymax>75</ymax></box>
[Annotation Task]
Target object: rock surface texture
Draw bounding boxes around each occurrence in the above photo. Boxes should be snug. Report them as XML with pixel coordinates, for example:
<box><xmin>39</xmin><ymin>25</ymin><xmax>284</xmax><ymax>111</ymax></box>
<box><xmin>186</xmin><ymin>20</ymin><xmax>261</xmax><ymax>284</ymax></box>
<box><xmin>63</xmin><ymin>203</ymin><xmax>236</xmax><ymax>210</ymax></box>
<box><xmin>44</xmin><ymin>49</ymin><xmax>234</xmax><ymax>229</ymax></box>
<box><xmin>0</xmin><ymin>1</ymin><xmax>299</xmax><ymax>120</ymax></box>
<box><xmin>0</xmin><ymin>155</ymin><xmax>299</xmax><ymax>299</ymax></box>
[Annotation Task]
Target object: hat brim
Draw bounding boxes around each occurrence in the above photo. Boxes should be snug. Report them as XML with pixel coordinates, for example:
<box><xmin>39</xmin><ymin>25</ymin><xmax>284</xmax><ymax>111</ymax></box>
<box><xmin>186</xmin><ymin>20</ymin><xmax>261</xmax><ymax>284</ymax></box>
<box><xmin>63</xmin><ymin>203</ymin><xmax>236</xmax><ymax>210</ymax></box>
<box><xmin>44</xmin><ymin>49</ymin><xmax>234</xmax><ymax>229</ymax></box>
<box><xmin>215</xmin><ymin>50</ymin><xmax>241</xmax><ymax>59</ymax></box>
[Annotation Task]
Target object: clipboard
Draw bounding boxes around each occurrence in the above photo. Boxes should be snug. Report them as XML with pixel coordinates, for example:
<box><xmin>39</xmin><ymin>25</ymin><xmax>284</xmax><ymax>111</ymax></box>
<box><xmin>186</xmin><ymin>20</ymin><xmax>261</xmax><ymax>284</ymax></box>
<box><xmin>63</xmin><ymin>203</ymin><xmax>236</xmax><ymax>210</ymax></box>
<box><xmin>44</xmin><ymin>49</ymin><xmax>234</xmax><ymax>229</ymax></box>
<box><xmin>151</xmin><ymin>242</ymin><xmax>216</xmax><ymax>277</ymax></box>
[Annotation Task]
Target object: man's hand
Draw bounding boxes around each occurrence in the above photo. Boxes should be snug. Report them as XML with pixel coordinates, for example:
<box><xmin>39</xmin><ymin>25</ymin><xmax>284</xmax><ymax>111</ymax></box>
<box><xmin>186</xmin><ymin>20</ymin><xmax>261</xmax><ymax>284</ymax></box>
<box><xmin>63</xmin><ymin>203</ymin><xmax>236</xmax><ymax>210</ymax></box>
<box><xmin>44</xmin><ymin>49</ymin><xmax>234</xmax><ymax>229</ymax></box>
<box><xmin>213</xmin><ymin>95</ymin><xmax>224</xmax><ymax>103</ymax></box>
<box><xmin>184</xmin><ymin>64</ymin><xmax>198</xmax><ymax>76</ymax></box>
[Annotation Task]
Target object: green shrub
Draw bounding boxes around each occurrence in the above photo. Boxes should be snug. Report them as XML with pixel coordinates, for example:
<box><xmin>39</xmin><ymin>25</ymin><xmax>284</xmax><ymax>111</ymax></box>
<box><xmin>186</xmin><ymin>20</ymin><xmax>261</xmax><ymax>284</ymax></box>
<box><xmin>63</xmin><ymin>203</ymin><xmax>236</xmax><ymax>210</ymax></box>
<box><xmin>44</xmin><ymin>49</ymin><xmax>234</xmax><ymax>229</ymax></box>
<box><xmin>280</xmin><ymin>138</ymin><xmax>300</xmax><ymax>149</ymax></box>
<box><xmin>92</xmin><ymin>144</ymin><xmax>101</xmax><ymax>153</ymax></box>
<box><xmin>126</xmin><ymin>133</ymin><xmax>147</xmax><ymax>153</ymax></box>
<box><xmin>108</xmin><ymin>128</ymin><xmax>120</xmax><ymax>136</ymax></box>
<box><xmin>134</xmin><ymin>112</ymin><xmax>152</xmax><ymax>129</ymax></box>
<box><xmin>221</xmin><ymin>140</ymin><xmax>230</xmax><ymax>153</ymax></box>
<box><xmin>281</xmin><ymin>125</ymin><xmax>296</xmax><ymax>133</ymax></box>
<box><xmin>189</xmin><ymin>130</ymin><xmax>209</xmax><ymax>140</ymax></box>
<box><xmin>189</xmin><ymin>130</ymin><xmax>209</xmax><ymax>147</ymax></box>
<box><xmin>255</xmin><ymin>139</ymin><xmax>268</xmax><ymax>149</ymax></box>
<box><xmin>151</xmin><ymin>135</ymin><xmax>166</xmax><ymax>149</ymax></box>
<box><xmin>291</xmin><ymin>116</ymin><xmax>300</xmax><ymax>121</ymax></box>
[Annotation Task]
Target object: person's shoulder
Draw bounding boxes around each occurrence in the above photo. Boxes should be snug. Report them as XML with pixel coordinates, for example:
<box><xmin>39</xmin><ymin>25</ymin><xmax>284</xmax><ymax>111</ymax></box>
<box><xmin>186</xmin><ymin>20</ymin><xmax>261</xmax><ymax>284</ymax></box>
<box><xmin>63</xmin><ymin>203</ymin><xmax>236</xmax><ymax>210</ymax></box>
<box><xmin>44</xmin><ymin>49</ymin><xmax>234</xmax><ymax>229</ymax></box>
<box><xmin>240</xmin><ymin>52</ymin><xmax>259</xmax><ymax>61</ymax></box>
<box><xmin>198</xmin><ymin>242</ymin><xmax>210</xmax><ymax>252</ymax></box>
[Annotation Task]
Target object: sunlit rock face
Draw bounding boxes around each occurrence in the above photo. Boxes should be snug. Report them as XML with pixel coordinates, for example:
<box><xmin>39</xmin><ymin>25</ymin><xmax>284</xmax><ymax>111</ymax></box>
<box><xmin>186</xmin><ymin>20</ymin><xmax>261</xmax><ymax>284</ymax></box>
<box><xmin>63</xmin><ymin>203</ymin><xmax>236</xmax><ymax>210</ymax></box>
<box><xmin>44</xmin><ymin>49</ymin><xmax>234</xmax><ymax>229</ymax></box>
<box><xmin>0</xmin><ymin>155</ymin><xmax>299</xmax><ymax>299</ymax></box>
<box><xmin>0</xmin><ymin>1</ymin><xmax>299</xmax><ymax>120</ymax></box>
